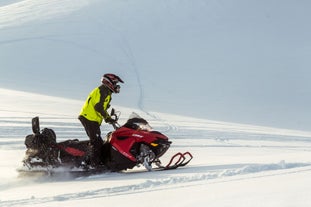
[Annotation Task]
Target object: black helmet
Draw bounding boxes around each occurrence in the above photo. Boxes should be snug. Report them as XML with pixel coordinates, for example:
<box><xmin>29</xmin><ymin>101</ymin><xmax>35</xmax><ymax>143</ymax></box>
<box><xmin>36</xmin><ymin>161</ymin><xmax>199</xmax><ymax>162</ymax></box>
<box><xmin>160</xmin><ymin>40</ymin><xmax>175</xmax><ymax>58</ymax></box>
<box><xmin>101</xmin><ymin>73</ymin><xmax>124</xmax><ymax>93</ymax></box>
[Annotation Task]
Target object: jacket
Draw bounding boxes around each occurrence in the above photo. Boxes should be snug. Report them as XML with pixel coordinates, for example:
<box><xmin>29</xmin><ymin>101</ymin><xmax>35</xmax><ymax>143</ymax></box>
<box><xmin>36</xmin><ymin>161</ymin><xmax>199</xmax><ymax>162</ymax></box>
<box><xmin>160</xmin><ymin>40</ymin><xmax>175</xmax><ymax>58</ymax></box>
<box><xmin>79</xmin><ymin>85</ymin><xmax>112</xmax><ymax>124</ymax></box>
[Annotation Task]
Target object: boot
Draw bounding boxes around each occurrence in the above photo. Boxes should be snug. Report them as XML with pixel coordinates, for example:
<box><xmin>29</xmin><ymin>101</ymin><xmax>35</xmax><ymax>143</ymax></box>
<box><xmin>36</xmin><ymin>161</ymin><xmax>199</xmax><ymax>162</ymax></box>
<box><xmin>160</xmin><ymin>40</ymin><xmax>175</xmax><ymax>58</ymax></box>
<box><xmin>80</xmin><ymin>144</ymin><xmax>95</xmax><ymax>169</ymax></box>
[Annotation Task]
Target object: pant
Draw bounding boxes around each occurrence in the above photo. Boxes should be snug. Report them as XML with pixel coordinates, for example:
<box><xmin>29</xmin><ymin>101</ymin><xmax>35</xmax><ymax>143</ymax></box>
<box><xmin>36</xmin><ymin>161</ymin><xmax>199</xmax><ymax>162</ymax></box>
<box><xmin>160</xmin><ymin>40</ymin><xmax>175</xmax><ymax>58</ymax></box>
<box><xmin>78</xmin><ymin>115</ymin><xmax>103</xmax><ymax>165</ymax></box>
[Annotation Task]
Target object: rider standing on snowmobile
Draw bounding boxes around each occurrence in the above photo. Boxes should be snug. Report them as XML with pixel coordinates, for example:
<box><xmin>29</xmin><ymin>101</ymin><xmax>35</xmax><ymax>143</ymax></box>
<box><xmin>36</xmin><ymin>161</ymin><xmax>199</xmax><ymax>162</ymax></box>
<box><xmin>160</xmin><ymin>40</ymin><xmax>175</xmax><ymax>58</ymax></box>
<box><xmin>78</xmin><ymin>73</ymin><xmax>124</xmax><ymax>166</ymax></box>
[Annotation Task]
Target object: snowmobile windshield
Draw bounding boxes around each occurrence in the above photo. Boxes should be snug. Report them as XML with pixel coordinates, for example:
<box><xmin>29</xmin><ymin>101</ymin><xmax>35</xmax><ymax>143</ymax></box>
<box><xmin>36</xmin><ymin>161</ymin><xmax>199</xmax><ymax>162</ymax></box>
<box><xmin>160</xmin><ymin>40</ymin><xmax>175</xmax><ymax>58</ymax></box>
<box><xmin>123</xmin><ymin>112</ymin><xmax>152</xmax><ymax>131</ymax></box>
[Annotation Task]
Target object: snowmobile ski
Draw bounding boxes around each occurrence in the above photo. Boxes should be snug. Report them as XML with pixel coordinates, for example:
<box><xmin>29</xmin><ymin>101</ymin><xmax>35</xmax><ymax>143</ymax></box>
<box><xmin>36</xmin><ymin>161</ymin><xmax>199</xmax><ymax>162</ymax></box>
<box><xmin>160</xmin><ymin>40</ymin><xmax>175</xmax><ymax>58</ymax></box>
<box><xmin>153</xmin><ymin>151</ymin><xmax>193</xmax><ymax>171</ymax></box>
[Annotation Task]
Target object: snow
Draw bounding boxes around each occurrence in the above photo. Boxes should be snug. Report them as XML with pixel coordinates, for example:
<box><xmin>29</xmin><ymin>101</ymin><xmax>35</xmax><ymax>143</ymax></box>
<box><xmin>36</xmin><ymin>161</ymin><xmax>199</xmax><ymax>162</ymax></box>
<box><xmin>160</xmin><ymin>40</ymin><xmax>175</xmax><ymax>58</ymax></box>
<box><xmin>1</xmin><ymin>0</ymin><xmax>311</xmax><ymax>206</ymax></box>
<box><xmin>1</xmin><ymin>0</ymin><xmax>311</xmax><ymax>130</ymax></box>
<box><xmin>1</xmin><ymin>88</ymin><xmax>311</xmax><ymax>207</ymax></box>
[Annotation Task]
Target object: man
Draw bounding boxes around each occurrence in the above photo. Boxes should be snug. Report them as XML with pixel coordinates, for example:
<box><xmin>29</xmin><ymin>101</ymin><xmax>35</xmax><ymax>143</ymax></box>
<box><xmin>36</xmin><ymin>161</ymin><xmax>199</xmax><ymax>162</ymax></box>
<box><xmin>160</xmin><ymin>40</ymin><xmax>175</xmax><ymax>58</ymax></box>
<box><xmin>78</xmin><ymin>73</ymin><xmax>124</xmax><ymax>166</ymax></box>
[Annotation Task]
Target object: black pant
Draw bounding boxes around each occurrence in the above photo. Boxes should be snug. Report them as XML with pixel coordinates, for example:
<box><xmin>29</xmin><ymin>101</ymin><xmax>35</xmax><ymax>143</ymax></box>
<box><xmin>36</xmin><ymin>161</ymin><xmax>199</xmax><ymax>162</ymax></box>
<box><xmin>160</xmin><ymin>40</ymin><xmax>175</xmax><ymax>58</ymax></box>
<box><xmin>78</xmin><ymin>115</ymin><xmax>103</xmax><ymax>164</ymax></box>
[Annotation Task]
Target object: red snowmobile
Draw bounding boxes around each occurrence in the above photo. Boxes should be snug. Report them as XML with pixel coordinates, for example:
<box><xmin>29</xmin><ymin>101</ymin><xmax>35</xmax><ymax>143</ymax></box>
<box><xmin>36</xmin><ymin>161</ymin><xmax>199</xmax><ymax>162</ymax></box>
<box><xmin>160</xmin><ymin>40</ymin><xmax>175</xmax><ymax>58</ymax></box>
<box><xmin>19</xmin><ymin>109</ymin><xmax>192</xmax><ymax>174</ymax></box>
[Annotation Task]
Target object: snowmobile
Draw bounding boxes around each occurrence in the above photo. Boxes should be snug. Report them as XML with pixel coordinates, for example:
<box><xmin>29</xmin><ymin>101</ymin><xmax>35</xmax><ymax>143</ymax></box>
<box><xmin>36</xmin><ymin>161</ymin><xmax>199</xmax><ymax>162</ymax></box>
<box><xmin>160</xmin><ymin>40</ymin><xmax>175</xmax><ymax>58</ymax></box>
<box><xmin>19</xmin><ymin>109</ymin><xmax>192</xmax><ymax>175</ymax></box>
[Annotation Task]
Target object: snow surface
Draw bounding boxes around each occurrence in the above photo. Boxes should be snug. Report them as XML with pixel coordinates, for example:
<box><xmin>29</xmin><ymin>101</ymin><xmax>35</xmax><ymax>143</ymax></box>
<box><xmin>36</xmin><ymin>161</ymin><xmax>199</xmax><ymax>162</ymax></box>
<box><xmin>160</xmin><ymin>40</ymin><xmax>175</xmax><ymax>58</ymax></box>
<box><xmin>1</xmin><ymin>88</ymin><xmax>311</xmax><ymax>207</ymax></box>
<box><xmin>1</xmin><ymin>0</ymin><xmax>311</xmax><ymax>206</ymax></box>
<box><xmin>1</xmin><ymin>0</ymin><xmax>311</xmax><ymax>130</ymax></box>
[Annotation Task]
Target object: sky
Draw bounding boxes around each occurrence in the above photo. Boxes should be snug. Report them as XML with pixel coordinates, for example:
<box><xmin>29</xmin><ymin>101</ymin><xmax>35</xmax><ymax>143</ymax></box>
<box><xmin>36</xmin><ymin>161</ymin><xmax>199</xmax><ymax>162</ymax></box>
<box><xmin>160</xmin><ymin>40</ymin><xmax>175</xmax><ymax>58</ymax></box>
<box><xmin>0</xmin><ymin>0</ymin><xmax>311</xmax><ymax>130</ymax></box>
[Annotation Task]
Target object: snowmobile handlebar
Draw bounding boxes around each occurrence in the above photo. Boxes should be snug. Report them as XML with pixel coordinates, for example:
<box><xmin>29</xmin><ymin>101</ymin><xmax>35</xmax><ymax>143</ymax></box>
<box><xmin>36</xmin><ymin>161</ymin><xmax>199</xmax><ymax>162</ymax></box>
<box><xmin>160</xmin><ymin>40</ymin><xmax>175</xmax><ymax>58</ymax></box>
<box><xmin>110</xmin><ymin>108</ymin><xmax>121</xmax><ymax>130</ymax></box>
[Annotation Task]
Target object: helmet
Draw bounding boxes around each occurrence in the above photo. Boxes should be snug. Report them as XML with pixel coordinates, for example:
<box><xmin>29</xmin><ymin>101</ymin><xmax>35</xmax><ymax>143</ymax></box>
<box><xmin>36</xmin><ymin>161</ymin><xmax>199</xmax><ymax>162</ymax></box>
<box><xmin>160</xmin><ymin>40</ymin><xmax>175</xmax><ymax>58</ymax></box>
<box><xmin>101</xmin><ymin>73</ymin><xmax>124</xmax><ymax>93</ymax></box>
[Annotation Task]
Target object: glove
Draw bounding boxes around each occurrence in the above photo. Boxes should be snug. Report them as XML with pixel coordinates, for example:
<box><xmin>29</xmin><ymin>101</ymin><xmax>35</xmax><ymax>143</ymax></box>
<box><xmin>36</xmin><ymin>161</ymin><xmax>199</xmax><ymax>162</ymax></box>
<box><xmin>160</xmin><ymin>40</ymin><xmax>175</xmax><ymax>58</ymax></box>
<box><xmin>105</xmin><ymin>116</ymin><xmax>115</xmax><ymax>124</ymax></box>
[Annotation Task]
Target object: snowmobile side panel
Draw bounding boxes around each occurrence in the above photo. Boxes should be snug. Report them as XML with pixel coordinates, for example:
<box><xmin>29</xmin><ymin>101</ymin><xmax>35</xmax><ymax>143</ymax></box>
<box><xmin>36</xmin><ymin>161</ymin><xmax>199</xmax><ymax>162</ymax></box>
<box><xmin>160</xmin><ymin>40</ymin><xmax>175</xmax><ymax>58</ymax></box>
<box><xmin>107</xmin><ymin>146</ymin><xmax>137</xmax><ymax>171</ymax></box>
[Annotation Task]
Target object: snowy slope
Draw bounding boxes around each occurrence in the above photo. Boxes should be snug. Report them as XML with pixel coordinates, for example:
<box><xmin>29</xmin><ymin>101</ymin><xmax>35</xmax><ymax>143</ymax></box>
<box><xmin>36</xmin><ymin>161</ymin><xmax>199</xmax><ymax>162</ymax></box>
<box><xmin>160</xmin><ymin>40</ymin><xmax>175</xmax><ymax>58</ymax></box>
<box><xmin>1</xmin><ymin>1</ymin><xmax>311</xmax><ymax>206</ymax></box>
<box><xmin>1</xmin><ymin>0</ymin><xmax>311</xmax><ymax>130</ymax></box>
<box><xmin>1</xmin><ymin>89</ymin><xmax>311</xmax><ymax>207</ymax></box>
<box><xmin>0</xmin><ymin>0</ymin><xmax>90</xmax><ymax>28</ymax></box>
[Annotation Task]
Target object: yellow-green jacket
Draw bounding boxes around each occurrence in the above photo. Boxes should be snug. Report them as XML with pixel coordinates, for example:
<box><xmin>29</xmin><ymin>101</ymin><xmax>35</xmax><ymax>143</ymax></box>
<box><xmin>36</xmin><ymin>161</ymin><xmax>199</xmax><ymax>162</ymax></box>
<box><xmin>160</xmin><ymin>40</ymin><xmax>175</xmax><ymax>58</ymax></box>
<box><xmin>79</xmin><ymin>85</ymin><xmax>112</xmax><ymax>124</ymax></box>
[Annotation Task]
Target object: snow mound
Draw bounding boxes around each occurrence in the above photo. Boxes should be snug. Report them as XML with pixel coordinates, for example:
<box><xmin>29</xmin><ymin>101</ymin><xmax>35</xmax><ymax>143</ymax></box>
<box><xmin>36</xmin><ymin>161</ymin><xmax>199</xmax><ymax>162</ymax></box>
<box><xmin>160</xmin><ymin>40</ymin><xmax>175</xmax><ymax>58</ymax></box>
<box><xmin>0</xmin><ymin>0</ymin><xmax>91</xmax><ymax>28</ymax></box>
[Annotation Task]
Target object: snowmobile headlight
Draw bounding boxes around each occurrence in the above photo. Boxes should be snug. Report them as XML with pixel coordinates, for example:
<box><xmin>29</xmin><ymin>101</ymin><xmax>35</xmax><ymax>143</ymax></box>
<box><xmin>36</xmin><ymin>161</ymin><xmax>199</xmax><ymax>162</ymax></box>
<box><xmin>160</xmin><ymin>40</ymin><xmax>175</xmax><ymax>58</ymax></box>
<box><xmin>150</xmin><ymin>143</ymin><xmax>159</xmax><ymax>147</ymax></box>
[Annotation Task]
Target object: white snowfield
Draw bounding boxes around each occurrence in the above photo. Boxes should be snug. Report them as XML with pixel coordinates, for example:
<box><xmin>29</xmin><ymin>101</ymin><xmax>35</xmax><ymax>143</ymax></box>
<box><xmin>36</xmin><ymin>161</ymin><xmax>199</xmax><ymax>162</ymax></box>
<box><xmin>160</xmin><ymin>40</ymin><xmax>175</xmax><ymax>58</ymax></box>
<box><xmin>1</xmin><ymin>89</ymin><xmax>311</xmax><ymax>207</ymax></box>
<box><xmin>1</xmin><ymin>0</ymin><xmax>311</xmax><ymax>131</ymax></box>
<box><xmin>0</xmin><ymin>0</ymin><xmax>91</xmax><ymax>28</ymax></box>
<box><xmin>1</xmin><ymin>0</ymin><xmax>311</xmax><ymax>206</ymax></box>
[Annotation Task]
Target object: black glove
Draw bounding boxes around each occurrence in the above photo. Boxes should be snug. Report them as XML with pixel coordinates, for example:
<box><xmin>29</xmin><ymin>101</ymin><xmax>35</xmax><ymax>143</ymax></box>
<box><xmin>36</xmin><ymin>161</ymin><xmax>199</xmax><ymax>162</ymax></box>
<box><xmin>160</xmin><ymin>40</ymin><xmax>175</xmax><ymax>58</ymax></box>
<box><xmin>105</xmin><ymin>116</ymin><xmax>115</xmax><ymax>124</ymax></box>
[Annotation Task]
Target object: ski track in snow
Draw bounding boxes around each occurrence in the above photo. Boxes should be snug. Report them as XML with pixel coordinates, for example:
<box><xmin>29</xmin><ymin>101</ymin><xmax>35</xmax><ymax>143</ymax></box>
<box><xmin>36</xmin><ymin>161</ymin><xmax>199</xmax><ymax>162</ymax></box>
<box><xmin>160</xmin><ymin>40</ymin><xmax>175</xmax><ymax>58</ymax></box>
<box><xmin>1</xmin><ymin>92</ymin><xmax>311</xmax><ymax>206</ymax></box>
<box><xmin>2</xmin><ymin>163</ymin><xmax>311</xmax><ymax>207</ymax></box>
<box><xmin>1</xmin><ymin>0</ymin><xmax>311</xmax><ymax>205</ymax></box>
<box><xmin>2</xmin><ymin>110</ymin><xmax>311</xmax><ymax>206</ymax></box>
